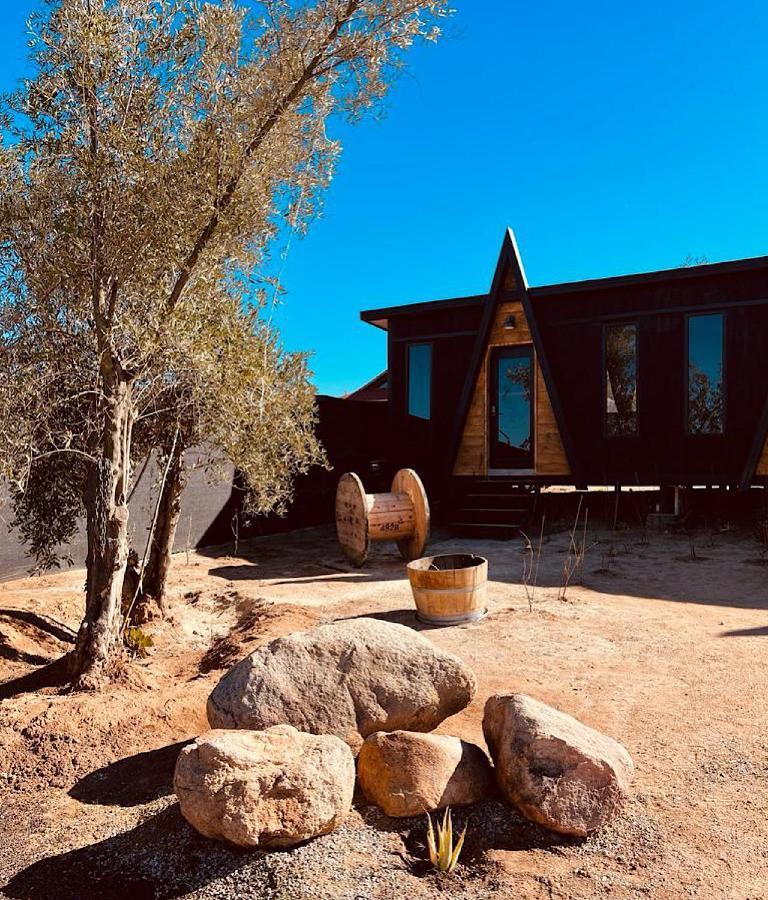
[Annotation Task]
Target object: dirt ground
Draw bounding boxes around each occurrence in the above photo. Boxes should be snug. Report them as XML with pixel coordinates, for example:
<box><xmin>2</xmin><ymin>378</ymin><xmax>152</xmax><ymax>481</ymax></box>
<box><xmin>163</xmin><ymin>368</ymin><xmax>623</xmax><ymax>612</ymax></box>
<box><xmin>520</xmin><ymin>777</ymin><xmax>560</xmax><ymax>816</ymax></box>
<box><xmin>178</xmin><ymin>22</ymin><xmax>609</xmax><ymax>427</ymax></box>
<box><xmin>1</xmin><ymin>522</ymin><xmax>768</xmax><ymax>900</ymax></box>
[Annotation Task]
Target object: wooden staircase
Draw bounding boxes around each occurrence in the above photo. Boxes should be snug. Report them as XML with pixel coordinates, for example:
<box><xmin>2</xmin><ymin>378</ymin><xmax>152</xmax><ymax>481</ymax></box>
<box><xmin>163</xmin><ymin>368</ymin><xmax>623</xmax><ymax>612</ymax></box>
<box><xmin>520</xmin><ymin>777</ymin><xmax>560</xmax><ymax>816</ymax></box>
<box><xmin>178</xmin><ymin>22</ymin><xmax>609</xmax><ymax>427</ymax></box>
<box><xmin>449</xmin><ymin>478</ymin><xmax>536</xmax><ymax>539</ymax></box>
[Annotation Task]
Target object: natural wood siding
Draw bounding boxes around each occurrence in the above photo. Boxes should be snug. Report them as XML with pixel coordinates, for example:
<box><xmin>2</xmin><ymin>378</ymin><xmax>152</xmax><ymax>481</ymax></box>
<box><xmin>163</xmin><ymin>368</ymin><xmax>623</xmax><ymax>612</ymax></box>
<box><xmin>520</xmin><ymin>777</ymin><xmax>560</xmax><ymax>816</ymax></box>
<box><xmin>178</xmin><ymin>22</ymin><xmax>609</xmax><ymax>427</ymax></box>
<box><xmin>453</xmin><ymin>298</ymin><xmax>570</xmax><ymax>476</ymax></box>
<box><xmin>453</xmin><ymin>359</ymin><xmax>487</xmax><ymax>475</ymax></box>
<box><xmin>757</xmin><ymin>435</ymin><xmax>768</xmax><ymax>476</ymax></box>
<box><xmin>535</xmin><ymin>364</ymin><xmax>570</xmax><ymax>475</ymax></box>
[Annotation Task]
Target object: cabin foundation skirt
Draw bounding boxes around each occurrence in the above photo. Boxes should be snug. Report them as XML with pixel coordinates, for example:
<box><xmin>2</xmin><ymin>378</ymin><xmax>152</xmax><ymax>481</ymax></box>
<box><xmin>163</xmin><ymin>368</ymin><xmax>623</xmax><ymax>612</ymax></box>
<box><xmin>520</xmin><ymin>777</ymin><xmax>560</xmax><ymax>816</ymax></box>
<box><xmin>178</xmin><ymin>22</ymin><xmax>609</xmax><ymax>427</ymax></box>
<box><xmin>407</xmin><ymin>553</ymin><xmax>488</xmax><ymax>625</ymax></box>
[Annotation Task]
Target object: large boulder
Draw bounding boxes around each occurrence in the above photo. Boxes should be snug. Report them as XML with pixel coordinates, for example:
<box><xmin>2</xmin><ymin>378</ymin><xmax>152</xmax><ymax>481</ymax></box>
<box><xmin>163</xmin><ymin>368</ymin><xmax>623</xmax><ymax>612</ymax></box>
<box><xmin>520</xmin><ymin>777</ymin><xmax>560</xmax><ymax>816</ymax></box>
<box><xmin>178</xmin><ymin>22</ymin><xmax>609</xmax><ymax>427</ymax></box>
<box><xmin>174</xmin><ymin>725</ymin><xmax>355</xmax><ymax>848</ymax></box>
<box><xmin>207</xmin><ymin>618</ymin><xmax>476</xmax><ymax>752</ymax></box>
<box><xmin>358</xmin><ymin>730</ymin><xmax>493</xmax><ymax>817</ymax></box>
<box><xmin>483</xmin><ymin>694</ymin><xmax>634</xmax><ymax>837</ymax></box>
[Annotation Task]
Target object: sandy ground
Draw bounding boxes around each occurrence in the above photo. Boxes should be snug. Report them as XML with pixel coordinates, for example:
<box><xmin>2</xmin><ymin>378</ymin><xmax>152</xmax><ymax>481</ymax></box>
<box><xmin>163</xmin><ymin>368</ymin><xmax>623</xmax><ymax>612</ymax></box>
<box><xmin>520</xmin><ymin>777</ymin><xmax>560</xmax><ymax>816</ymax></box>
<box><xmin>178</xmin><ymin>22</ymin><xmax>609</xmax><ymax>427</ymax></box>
<box><xmin>1</xmin><ymin>523</ymin><xmax>768</xmax><ymax>899</ymax></box>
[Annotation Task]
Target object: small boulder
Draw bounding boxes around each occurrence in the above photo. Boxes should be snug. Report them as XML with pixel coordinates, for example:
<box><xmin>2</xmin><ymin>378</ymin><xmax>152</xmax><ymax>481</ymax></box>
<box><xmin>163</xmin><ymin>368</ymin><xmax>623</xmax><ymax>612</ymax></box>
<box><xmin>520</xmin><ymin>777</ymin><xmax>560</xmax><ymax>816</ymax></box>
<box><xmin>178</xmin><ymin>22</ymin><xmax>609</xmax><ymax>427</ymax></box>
<box><xmin>206</xmin><ymin>618</ymin><xmax>476</xmax><ymax>752</ymax></box>
<box><xmin>358</xmin><ymin>730</ymin><xmax>493</xmax><ymax>817</ymax></box>
<box><xmin>174</xmin><ymin>725</ymin><xmax>355</xmax><ymax>848</ymax></box>
<box><xmin>483</xmin><ymin>694</ymin><xmax>634</xmax><ymax>837</ymax></box>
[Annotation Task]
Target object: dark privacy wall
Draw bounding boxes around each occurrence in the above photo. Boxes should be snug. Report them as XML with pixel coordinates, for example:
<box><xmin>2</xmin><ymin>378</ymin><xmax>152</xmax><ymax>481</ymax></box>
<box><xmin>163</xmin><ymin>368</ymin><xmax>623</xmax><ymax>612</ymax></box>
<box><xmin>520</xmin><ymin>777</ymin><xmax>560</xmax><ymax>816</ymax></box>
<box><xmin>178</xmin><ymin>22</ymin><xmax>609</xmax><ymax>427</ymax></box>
<box><xmin>0</xmin><ymin>396</ymin><xmax>388</xmax><ymax>581</ymax></box>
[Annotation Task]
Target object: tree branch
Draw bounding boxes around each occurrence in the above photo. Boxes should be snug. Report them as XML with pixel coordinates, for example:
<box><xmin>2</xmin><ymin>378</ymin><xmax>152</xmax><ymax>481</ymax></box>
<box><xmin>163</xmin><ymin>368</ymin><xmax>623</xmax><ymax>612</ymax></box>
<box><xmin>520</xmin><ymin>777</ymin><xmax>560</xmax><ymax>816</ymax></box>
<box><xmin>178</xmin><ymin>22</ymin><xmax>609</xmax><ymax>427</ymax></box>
<box><xmin>164</xmin><ymin>0</ymin><xmax>361</xmax><ymax>314</ymax></box>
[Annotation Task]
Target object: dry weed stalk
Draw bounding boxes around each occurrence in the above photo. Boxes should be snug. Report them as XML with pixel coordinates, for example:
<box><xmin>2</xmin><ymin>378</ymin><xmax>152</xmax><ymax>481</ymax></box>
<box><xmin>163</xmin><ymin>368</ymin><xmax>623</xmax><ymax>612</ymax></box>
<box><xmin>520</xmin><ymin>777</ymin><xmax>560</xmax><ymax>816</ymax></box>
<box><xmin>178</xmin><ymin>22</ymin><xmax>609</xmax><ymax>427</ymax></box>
<box><xmin>558</xmin><ymin>497</ymin><xmax>589</xmax><ymax>601</ymax></box>
<box><xmin>231</xmin><ymin>511</ymin><xmax>240</xmax><ymax>558</ymax></box>
<box><xmin>521</xmin><ymin>515</ymin><xmax>546</xmax><ymax>613</ymax></box>
<box><xmin>185</xmin><ymin>515</ymin><xmax>193</xmax><ymax>566</ymax></box>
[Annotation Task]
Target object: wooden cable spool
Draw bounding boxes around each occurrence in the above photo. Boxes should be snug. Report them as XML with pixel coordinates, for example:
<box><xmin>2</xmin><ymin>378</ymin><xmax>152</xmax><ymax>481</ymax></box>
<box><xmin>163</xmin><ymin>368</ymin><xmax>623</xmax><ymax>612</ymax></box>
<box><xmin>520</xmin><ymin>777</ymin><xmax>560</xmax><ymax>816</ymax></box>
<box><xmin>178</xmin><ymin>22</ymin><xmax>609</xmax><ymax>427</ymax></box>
<box><xmin>335</xmin><ymin>468</ymin><xmax>430</xmax><ymax>566</ymax></box>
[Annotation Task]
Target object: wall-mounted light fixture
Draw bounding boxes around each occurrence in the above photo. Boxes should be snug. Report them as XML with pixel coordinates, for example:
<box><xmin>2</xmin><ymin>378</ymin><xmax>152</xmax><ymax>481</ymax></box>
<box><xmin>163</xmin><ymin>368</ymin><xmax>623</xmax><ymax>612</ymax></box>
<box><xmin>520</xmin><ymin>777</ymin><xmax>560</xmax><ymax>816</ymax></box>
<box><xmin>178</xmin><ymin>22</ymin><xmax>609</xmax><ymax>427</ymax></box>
<box><xmin>503</xmin><ymin>314</ymin><xmax>516</xmax><ymax>330</ymax></box>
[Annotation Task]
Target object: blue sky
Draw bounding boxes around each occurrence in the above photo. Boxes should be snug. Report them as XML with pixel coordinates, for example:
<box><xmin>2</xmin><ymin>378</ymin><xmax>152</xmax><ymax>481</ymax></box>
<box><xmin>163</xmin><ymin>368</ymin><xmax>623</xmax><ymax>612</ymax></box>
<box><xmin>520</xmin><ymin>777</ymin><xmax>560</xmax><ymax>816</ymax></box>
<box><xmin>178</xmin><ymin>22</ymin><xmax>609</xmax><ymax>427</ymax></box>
<box><xmin>2</xmin><ymin>2</ymin><xmax>767</xmax><ymax>395</ymax></box>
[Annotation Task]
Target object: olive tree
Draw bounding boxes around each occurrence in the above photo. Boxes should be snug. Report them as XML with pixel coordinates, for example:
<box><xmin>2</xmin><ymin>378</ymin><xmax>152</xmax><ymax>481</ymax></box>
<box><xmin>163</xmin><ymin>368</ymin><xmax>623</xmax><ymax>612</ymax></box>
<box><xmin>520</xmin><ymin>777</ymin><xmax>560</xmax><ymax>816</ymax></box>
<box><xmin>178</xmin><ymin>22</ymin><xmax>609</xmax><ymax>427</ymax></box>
<box><xmin>0</xmin><ymin>0</ymin><xmax>450</xmax><ymax>687</ymax></box>
<box><xmin>137</xmin><ymin>299</ymin><xmax>326</xmax><ymax>612</ymax></box>
<box><xmin>9</xmin><ymin>301</ymin><xmax>325</xmax><ymax>616</ymax></box>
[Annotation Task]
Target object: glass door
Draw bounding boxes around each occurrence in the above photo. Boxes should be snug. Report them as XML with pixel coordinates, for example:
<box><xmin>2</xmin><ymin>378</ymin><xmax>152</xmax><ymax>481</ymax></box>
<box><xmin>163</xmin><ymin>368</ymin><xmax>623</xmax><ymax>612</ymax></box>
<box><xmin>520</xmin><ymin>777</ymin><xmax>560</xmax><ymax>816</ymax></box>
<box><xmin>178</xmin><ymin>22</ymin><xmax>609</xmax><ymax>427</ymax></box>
<box><xmin>489</xmin><ymin>346</ymin><xmax>534</xmax><ymax>470</ymax></box>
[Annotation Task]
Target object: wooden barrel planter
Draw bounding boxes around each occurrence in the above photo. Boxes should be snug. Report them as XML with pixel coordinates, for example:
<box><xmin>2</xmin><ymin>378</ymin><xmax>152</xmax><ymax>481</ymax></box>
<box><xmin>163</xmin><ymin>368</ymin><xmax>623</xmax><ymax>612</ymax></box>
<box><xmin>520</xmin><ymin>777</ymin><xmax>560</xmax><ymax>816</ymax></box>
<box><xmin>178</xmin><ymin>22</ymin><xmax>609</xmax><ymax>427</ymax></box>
<box><xmin>407</xmin><ymin>553</ymin><xmax>488</xmax><ymax>625</ymax></box>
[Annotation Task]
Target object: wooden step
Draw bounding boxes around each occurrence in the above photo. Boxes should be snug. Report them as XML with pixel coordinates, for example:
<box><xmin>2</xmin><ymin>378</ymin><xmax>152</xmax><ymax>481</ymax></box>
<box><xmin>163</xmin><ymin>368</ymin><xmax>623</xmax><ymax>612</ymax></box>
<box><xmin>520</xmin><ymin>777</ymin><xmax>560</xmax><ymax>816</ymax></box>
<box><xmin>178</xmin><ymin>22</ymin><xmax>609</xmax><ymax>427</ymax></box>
<box><xmin>452</xmin><ymin>508</ymin><xmax>526</xmax><ymax>526</ymax></box>
<box><xmin>460</xmin><ymin>500</ymin><xmax>531</xmax><ymax>514</ymax></box>
<box><xmin>460</xmin><ymin>483</ymin><xmax>533</xmax><ymax>495</ymax></box>
<box><xmin>449</xmin><ymin>522</ymin><xmax>521</xmax><ymax>540</ymax></box>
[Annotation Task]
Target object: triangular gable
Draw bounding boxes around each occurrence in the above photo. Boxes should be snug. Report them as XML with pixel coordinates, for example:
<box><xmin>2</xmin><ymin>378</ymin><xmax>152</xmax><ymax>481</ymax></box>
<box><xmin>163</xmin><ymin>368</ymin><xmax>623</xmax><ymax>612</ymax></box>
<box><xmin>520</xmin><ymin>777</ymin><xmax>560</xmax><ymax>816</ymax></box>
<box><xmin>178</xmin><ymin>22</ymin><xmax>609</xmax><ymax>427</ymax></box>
<box><xmin>740</xmin><ymin>390</ymin><xmax>768</xmax><ymax>488</ymax></box>
<box><xmin>757</xmin><ymin>439</ymin><xmax>768</xmax><ymax>477</ymax></box>
<box><xmin>446</xmin><ymin>229</ymin><xmax>582</xmax><ymax>482</ymax></box>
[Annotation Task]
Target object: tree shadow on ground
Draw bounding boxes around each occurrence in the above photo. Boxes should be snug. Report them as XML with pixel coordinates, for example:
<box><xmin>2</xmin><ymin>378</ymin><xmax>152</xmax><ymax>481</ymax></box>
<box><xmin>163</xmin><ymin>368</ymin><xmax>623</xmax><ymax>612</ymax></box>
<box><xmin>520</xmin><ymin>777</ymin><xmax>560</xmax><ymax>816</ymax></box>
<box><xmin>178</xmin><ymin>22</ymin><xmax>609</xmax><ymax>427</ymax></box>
<box><xmin>334</xmin><ymin>607</ymin><xmax>494</xmax><ymax>633</ymax></box>
<box><xmin>0</xmin><ymin>635</ymin><xmax>50</xmax><ymax>666</ymax></box>
<box><xmin>719</xmin><ymin>625</ymin><xmax>768</xmax><ymax>638</ymax></box>
<box><xmin>206</xmin><ymin>560</ymin><xmax>407</xmax><ymax>586</ymax></box>
<box><xmin>0</xmin><ymin>653</ymin><xmax>71</xmax><ymax>700</ymax></box>
<box><xmin>2</xmin><ymin>804</ymin><xmax>254</xmax><ymax>900</ymax></box>
<box><xmin>69</xmin><ymin>741</ymin><xmax>191</xmax><ymax>807</ymax></box>
<box><xmin>0</xmin><ymin>608</ymin><xmax>76</xmax><ymax>643</ymax></box>
<box><xmin>334</xmin><ymin>608</ymin><xmax>436</xmax><ymax>632</ymax></box>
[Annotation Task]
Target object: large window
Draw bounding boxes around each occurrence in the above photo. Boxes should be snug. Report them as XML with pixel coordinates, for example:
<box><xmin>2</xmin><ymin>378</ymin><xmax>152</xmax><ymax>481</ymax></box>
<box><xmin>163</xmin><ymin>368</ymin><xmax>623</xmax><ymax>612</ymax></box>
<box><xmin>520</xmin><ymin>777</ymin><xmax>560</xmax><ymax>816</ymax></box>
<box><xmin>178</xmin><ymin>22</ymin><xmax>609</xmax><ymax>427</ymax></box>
<box><xmin>687</xmin><ymin>313</ymin><xmax>724</xmax><ymax>434</ymax></box>
<box><xmin>605</xmin><ymin>323</ymin><xmax>638</xmax><ymax>436</ymax></box>
<box><xmin>407</xmin><ymin>343</ymin><xmax>431</xmax><ymax>420</ymax></box>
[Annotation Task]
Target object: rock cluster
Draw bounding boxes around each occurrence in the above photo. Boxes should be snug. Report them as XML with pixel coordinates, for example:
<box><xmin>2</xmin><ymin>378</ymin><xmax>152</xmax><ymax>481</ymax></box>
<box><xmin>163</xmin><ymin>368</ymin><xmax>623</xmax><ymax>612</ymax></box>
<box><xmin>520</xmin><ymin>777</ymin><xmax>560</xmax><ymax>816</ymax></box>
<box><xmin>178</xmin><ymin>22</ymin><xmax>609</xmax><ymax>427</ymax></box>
<box><xmin>483</xmin><ymin>693</ymin><xmax>635</xmax><ymax>837</ymax></box>
<box><xmin>176</xmin><ymin>617</ymin><xmax>634</xmax><ymax>849</ymax></box>
<box><xmin>174</xmin><ymin>725</ymin><xmax>354</xmax><ymax>848</ymax></box>
<box><xmin>206</xmin><ymin>618</ymin><xmax>477</xmax><ymax>753</ymax></box>
<box><xmin>357</xmin><ymin>730</ymin><xmax>493</xmax><ymax>817</ymax></box>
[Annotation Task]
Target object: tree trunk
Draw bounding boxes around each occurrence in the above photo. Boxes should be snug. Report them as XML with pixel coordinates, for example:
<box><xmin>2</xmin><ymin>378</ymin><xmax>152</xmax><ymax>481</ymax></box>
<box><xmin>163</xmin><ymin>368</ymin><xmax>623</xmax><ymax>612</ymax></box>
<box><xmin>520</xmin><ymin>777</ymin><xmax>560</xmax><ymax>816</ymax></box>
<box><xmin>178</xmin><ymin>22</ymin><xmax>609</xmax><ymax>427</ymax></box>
<box><xmin>69</xmin><ymin>360</ymin><xmax>134</xmax><ymax>689</ymax></box>
<box><xmin>141</xmin><ymin>436</ymin><xmax>186</xmax><ymax>614</ymax></box>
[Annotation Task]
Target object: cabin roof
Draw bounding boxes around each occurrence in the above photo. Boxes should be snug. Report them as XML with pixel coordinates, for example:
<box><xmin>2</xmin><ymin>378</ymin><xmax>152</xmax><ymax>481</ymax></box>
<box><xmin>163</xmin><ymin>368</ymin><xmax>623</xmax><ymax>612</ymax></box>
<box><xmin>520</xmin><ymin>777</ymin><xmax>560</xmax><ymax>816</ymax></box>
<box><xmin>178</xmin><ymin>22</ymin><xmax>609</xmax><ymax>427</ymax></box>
<box><xmin>360</xmin><ymin>252</ymin><xmax>768</xmax><ymax>331</ymax></box>
<box><xmin>345</xmin><ymin>370</ymin><xmax>388</xmax><ymax>401</ymax></box>
<box><xmin>360</xmin><ymin>294</ymin><xmax>486</xmax><ymax>330</ymax></box>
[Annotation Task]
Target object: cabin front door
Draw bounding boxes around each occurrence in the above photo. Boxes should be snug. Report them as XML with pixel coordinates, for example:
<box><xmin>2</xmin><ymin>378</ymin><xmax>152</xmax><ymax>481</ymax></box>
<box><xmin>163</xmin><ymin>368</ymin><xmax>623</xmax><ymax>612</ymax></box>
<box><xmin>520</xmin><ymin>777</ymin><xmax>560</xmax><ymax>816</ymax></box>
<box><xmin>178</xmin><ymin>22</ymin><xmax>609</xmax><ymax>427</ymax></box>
<box><xmin>488</xmin><ymin>345</ymin><xmax>534</xmax><ymax>471</ymax></box>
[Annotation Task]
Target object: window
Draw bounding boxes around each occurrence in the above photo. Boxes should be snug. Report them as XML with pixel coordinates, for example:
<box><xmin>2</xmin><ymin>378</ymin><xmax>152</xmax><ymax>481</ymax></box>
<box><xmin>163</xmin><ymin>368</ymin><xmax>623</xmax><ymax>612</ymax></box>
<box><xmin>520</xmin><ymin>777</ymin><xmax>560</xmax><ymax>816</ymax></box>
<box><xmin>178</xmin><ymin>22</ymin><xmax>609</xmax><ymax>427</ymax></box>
<box><xmin>407</xmin><ymin>343</ymin><xmax>431</xmax><ymax>420</ymax></box>
<box><xmin>687</xmin><ymin>313</ymin><xmax>724</xmax><ymax>434</ymax></box>
<box><xmin>605</xmin><ymin>323</ymin><xmax>638</xmax><ymax>436</ymax></box>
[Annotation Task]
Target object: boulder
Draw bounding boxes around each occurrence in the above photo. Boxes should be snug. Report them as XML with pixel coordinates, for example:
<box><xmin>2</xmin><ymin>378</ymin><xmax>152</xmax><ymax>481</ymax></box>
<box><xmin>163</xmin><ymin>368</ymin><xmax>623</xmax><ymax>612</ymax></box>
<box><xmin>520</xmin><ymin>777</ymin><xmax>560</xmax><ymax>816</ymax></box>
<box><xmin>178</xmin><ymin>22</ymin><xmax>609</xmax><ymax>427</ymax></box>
<box><xmin>483</xmin><ymin>694</ymin><xmax>634</xmax><ymax>837</ymax></box>
<box><xmin>173</xmin><ymin>725</ymin><xmax>355</xmax><ymax>848</ymax></box>
<box><xmin>358</xmin><ymin>730</ymin><xmax>493</xmax><ymax>817</ymax></box>
<box><xmin>207</xmin><ymin>618</ymin><xmax>476</xmax><ymax>752</ymax></box>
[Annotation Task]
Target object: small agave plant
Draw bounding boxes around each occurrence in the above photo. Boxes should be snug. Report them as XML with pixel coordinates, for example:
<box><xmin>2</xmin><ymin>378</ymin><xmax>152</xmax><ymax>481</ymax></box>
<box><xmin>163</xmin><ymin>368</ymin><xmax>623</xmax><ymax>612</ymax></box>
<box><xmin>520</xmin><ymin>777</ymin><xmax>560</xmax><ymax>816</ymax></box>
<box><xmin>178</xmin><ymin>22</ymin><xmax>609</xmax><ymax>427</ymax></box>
<box><xmin>426</xmin><ymin>807</ymin><xmax>467</xmax><ymax>874</ymax></box>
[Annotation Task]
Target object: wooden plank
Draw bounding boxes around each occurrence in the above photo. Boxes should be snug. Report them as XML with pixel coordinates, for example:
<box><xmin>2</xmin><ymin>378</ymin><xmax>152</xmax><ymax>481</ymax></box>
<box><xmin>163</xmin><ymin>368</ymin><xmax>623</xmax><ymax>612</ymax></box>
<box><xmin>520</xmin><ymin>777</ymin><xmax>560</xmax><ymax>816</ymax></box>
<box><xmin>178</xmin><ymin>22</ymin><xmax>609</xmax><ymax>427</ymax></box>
<box><xmin>453</xmin><ymin>360</ymin><xmax>487</xmax><ymax>475</ymax></box>
<box><xmin>335</xmin><ymin>473</ymin><xmax>369</xmax><ymax>566</ymax></box>
<box><xmin>368</xmin><ymin>492</ymin><xmax>414</xmax><ymax>540</ymax></box>
<box><xmin>757</xmin><ymin>437</ymin><xmax>768</xmax><ymax>476</ymax></box>
<box><xmin>535</xmin><ymin>364</ymin><xmax>571</xmax><ymax>475</ymax></box>
<box><xmin>391</xmin><ymin>468</ymin><xmax>430</xmax><ymax>561</ymax></box>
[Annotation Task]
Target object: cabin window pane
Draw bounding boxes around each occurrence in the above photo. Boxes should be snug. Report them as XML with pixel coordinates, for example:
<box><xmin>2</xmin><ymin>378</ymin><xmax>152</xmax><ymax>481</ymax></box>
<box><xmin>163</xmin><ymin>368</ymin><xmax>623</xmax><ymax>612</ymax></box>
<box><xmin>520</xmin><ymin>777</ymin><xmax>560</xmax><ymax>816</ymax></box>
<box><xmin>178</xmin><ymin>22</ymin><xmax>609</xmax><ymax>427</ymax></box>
<box><xmin>407</xmin><ymin>343</ymin><xmax>431</xmax><ymax>419</ymax></box>
<box><xmin>687</xmin><ymin>313</ymin><xmax>724</xmax><ymax>434</ymax></box>
<box><xmin>605</xmin><ymin>324</ymin><xmax>638</xmax><ymax>436</ymax></box>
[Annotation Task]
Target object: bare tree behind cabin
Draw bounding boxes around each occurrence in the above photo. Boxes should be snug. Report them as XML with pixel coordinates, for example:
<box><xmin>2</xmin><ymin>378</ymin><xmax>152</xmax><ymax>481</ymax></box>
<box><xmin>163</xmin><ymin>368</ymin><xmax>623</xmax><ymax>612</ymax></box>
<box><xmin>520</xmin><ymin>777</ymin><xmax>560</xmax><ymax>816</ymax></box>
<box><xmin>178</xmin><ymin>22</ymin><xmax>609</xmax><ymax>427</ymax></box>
<box><xmin>605</xmin><ymin>324</ymin><xmax>637</xmax><ymax>437</ymax></box>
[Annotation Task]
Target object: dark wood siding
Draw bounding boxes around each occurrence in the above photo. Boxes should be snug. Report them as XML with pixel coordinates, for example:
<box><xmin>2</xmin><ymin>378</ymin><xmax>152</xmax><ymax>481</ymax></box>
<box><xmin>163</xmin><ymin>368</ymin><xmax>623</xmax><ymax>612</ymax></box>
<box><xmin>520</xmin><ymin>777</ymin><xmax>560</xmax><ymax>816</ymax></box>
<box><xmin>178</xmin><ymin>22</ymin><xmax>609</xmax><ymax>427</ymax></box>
<box><xmin>386</xmin><ymin>304</ymin><xmax>483</xmax><ymax>492</ymax></box>
<box><xmin>531</xmin><ymin>267</ymin><xmax>768</xmax><ymax>483</ymax></box>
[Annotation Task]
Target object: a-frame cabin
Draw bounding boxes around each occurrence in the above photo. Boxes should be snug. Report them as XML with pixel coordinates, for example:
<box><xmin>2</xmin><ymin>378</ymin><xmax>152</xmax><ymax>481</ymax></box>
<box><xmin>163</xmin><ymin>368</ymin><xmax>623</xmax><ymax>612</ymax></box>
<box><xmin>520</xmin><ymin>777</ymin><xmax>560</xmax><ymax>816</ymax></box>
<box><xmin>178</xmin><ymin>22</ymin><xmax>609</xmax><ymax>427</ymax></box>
<box><xmin>360</xmin><ymin>229</ymin><xmax>768</xmax><ymax>533</ymax></box>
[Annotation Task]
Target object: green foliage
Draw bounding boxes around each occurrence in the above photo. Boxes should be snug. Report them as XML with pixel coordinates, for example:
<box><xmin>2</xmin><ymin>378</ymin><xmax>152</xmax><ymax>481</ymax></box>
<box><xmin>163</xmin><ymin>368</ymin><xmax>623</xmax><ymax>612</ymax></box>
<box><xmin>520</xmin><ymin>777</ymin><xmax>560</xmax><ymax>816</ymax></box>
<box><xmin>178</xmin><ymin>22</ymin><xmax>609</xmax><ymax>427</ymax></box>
<box><xmin>124</xmin><ymin>626</ymin><xmax>154</xmax><ymax>659</ymax></box>
<box><xmin>10</xmin><ymin>456</ymin><xmax>83</xmax><ymax>572</ymax></box>
<box><xmin>0</xmin><ymin>0</ymin><xmax>451</xmax><ymax>674</ymax></box>
<box><xmin>426</xmin><ymin>808</ymin><xmax>466</xmax><ymax>874</ymax></box>
<box><xmin>0</xmin><ymin>0</ymin><xmax>451</xmax><ymax>573</ymax></box>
